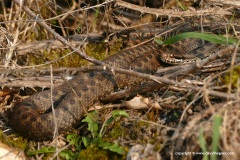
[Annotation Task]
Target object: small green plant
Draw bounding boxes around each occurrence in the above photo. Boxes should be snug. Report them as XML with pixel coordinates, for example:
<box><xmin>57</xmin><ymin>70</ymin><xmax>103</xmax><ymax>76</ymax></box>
<box><xmin>27</xmin><ymin>110</ymin><xmax>128</xmax><ymax>159</ymax></box>
<box><xmin>27</xmin><ymin>145</ymin><xmax>78</xmax><ymax>160</ymax></box>
<box><xmin>81</xmin><ymin>110</ymin><xmax>129</xmax><ymax>155</ymax></box>
<box><xmin>93</xmin><ymin>0</ymin><xmax>100</xmax><ymax>30</ymax></box>
<box><xmin>199</xmin><ymin>115</ymin><xmax>222</xmax><ymax>160</ymax></box>
<box><xmin>176</xmin><ymin>0</ymin><xmax>187</xmax><ymax>10</ymax></box>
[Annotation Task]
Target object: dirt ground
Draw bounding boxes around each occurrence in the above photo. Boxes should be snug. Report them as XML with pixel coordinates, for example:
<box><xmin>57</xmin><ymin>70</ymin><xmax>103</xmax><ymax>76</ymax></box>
<box><xmin>0</xmin><ymin>0</ymin><xmax>240</xmax><ymax>159</ymax></box>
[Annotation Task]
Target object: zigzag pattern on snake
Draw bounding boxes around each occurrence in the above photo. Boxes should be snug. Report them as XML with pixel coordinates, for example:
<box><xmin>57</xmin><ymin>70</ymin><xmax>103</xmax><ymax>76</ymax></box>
<box><xmin>8</xmin><ymin>24</ymin><xmax>220</xmax><ymax>140</ymax></box>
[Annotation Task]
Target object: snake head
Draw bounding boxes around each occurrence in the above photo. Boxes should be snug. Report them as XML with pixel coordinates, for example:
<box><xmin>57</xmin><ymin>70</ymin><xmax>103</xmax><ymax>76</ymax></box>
<box><xmin>160</xmin><ymin>51</ymin><xmax>199</xmax><ymax>65</ymax></box>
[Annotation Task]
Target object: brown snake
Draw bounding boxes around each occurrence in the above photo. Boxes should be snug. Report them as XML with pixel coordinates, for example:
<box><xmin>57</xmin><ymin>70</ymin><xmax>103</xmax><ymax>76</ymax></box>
<box><xmin>8</xmin><ymin>24</ymin><xmax>221</xmax><ymax>140</ymax></box>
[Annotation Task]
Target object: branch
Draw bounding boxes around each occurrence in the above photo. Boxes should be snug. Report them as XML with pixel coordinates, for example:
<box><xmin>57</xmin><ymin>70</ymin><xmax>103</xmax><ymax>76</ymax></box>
<box><xmin>16</xmin><ymin>34</ymin><xmax>105</xmax><ymax>55</ymax></box>
<box><xmin>115</xmin><ymin>0</ymin><xmax>232</xmax><ymax>18</ymax></box>
<box><xmin>206</xmin><ymin>0</ymin><xmax>240</xmax><ymax>7</ymax></box>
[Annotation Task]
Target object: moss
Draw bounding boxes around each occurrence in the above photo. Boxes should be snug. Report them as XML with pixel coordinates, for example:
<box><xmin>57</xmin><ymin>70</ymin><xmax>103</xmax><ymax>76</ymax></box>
<box><xmin>78</xmin><ymin>145</ymin><xmax>122</xmax><ymax>160</ymax></box>
<box><xmin>108</xmin><ymin>122</ymin><xmax>124</xmax><ymax>140</ymax></box>
<box><xmin>28</xmin><ymin>48</ymin><xmax>86</xmax><ymax>67</ymax></box>
<box><xmin>146</xmin><ymin>110</ymin><xmax>159</xmax><ymax>121</ymax></box>
<box><xmin>105</xmin><ymin>115</ymin><xmax>160</xmax><ymax>145</ymax></box>
<box><xmin>222</xmin><ymin>65</ymin><xmax>240</xmax><ymax>89</ymax></box>
<box><xmin>0</xmin><ymin>131</ymin><xmax>27</xmax><ymax>150</ymax></box>
<box><xmin>28</xmin><ymin>39</ymin><xmax>123</xmax><ymax>68</ymax></box>
<box><xmin>86</xmin><ymin>39</ymin><xmax>123</xmax><ymax>61</ymax></box>
<box><xmin>154</xmin><ymin>143</ymin><xmax>162</xmax><ymax>151</ymax></box>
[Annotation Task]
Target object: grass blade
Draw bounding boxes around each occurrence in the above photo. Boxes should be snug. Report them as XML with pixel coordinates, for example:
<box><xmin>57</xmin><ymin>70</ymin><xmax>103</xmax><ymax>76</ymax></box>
<box><xmin>162</xmin><ymin>32</ymin><xmax>238</xmax><ymax>45</ymax></box>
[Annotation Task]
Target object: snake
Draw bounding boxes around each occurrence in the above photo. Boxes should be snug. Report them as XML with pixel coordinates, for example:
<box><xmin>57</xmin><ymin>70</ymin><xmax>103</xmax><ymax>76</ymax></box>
<box><xmin>7</xmin><ymin>24</ymin><xmax>221</xmax><ymax>140</ymax></box>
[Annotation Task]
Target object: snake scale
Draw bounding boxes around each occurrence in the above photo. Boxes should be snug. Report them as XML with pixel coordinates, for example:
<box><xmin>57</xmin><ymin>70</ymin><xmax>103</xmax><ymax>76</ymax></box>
<box><xmin>8</xmin><ymin>24</ymin><xmax>220</xmax><ymax>140</ymax></box>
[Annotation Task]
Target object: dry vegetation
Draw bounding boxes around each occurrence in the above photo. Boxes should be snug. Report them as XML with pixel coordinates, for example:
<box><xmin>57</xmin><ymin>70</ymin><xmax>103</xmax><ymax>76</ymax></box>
<box><xmin>0</xmin><ymin>0</ymin><xmax>240</xmax><ymax>159</ymax></box>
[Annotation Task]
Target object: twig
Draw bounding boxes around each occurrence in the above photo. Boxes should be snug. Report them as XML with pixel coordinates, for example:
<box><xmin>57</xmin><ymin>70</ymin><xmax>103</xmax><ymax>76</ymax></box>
<box><xmin>166</xmin><ymin>44</ymin><xmax>236</xmax><ymax>78</ymax></box>
<box><xmin>16</xmin><ymin>33</ymin><xmax>105</xmax><ymax>55</ymax></box>
<box><xmin>227</xmin><ymin>41</ymin><xmax>240</xmax><ymax>93</ymax></box>
<box><xmin>101</xmin><ymin>82</ymin><xmax>164</xmax><ymax>102</ymax></box>
<box><xmin>0</xmin><ymin>77</ymin><xmax>63</xmax><ymax>88</ymax></box>
<box><xmin>4</xmin><ymin>27</ymin><xmax>19</xmax><ymax>67</ymax></box>
<box><xmin>206</xmin><ymin>0</ymin><xmax>240</xmax><ymax>7</ymax></box>
<box><xmin>50</xmin><ymin>64</ymin><xmax>58</xmax><ymax>139</ymax></box>
<box><xmin>115</xmin><ymin>0</ymin><xmax>232</xmax><ymax>18</ymax></box>
<box><xmin>112</xmin><ymin>64</ymin><xmax>236</xmax><ymax>100</ymax></box>
<box><xmin>44</xmin><ymin>0</ymin><xmax>115</xmax><ymax>21</ymax></box>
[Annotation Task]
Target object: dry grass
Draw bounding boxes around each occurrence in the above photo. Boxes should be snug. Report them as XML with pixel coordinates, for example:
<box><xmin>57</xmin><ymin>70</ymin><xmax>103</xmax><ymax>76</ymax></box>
<box><xmin>0</xmin><ymin>0</ymin><xmax>240</xmax><ymax>159</ymax></box>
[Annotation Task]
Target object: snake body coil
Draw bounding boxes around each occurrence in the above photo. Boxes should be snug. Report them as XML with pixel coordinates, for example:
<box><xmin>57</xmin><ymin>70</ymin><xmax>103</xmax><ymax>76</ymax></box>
<box><xmin>8</xmin><ymin>24</ymin><xmax>220</xmax><ymax>140</ymax></box>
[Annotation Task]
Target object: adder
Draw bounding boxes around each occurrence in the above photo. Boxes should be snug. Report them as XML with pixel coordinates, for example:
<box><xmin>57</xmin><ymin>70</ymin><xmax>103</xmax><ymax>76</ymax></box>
<box><xmin>7</xmin><ymin>23</ymin><xmax>223</xmax><ymax>140</ymax></box>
